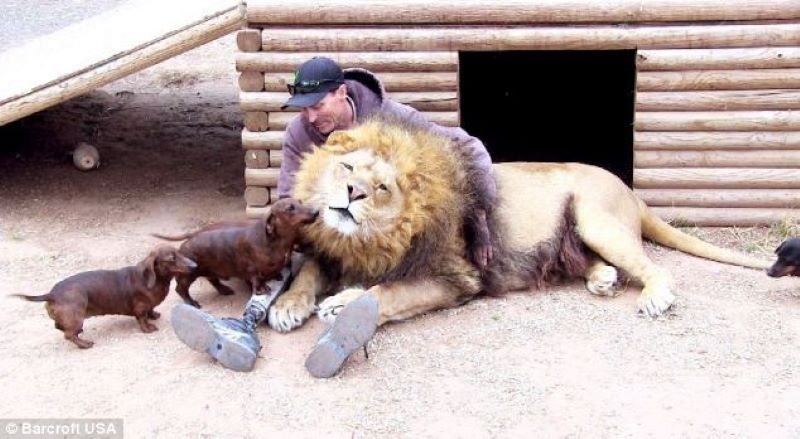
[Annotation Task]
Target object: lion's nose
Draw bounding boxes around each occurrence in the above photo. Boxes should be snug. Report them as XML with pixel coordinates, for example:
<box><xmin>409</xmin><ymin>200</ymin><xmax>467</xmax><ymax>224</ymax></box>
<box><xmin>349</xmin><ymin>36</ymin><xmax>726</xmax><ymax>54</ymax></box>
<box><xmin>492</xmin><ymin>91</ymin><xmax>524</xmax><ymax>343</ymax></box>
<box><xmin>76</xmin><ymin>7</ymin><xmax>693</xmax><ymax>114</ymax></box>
<box><xmin>347</xmin><ymin>184</ymin><xmax>366</xmax><ymax>202</ymax></box>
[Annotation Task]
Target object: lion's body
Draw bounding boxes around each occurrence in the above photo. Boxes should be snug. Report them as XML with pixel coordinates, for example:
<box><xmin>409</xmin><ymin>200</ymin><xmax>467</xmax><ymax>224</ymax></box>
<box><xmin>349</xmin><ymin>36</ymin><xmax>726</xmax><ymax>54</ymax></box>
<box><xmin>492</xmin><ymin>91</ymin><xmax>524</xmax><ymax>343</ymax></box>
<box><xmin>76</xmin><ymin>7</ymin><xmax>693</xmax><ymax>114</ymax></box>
<box><xmin>266</xmin><ymin>118</ymin><xmax>770</xmax><ymax>332</ymax></box>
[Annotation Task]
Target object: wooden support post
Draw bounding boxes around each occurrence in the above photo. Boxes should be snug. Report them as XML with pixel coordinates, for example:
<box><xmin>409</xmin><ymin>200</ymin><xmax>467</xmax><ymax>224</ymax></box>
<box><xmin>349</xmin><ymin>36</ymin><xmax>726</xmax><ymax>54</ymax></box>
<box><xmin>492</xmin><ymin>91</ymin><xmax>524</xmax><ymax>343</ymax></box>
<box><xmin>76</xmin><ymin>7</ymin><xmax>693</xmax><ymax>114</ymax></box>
<box><xmin>243</xmin><ymin>111</ymin><xmax>270</xmax><ymax>132</ymax></box>
<box><xmin>238</xmin><ymin>71</ymin><xmax>265</xmax><ymax>92</ymax></box>
<box><xmin>245</xmin><ymin>186</ymin><xmax>271</xmax><ymax>207</ymax></box>
<box><xmin>237</xmin><ymin>29</ymin><xmax>262</xmax><ymax>52</ymax></box>
<box><xmin>244</xmin><ymin>150</ymin><xmax>270</xmax><ymax>169</ymax></box>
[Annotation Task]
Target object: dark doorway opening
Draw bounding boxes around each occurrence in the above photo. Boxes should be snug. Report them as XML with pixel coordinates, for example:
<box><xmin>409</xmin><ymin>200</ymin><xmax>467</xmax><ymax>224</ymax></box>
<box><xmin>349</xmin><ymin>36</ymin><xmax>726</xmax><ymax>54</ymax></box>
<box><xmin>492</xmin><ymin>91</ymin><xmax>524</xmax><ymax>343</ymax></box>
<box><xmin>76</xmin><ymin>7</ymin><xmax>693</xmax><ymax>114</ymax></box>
<box><xmin>459</xmin><ymin>50</ymin><xmax>636</xmax><ymax>186</ymax></box>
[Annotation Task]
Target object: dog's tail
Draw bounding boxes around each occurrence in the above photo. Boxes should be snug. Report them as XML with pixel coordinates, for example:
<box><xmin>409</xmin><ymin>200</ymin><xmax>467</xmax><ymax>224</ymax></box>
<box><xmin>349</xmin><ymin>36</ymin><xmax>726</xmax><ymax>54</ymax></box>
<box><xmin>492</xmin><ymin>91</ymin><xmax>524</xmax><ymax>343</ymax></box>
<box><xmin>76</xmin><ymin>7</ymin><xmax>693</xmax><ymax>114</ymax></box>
<box><xmin>637</xmin><ymin>199</ymin><xmax>771</xmax><ymax>270</ymax></box>
<box><xmin>151</xmin><ymin>232</ymin><xmax>193</xmax><ymax>241</ymax></box>
<box><xmin>11</xmin><ymin>293</ymin><xmax>51</xmax><ymax>302</ymax></box>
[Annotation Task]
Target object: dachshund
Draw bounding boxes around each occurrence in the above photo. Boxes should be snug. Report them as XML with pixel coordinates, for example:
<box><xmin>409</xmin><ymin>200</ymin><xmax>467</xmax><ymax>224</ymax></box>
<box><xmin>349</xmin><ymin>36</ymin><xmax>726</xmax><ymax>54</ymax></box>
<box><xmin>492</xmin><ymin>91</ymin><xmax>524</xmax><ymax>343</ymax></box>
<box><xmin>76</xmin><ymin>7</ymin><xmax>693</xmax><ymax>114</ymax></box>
<box><xmin>767</xmin><ymin>237</ymin><xmax>800</xmax><ymax>278</ymax></box>
<box><xmin>153</xmin><ymin>197</ymin><xmax>317</xmax><ymax>307</ymax></box>
<box><xmin>14</xmin><ymin>245</ymin><xmax>196</xmax><ymax>348</ymax></box>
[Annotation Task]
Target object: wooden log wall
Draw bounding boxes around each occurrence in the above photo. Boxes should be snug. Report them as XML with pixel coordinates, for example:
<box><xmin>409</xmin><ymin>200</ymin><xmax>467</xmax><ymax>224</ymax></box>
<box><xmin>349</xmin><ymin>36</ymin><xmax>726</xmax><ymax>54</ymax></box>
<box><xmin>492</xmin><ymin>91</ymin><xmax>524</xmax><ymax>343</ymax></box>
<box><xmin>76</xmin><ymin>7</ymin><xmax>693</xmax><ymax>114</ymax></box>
<box><xmin>240</xmin><ymin>0</ymin><xmax>800</xmax><ymax>226</ymax></box>
<box><xmin>635</xmin><ymin>47</ymin><xmax>800</xmax><ymax>226</ymax></box>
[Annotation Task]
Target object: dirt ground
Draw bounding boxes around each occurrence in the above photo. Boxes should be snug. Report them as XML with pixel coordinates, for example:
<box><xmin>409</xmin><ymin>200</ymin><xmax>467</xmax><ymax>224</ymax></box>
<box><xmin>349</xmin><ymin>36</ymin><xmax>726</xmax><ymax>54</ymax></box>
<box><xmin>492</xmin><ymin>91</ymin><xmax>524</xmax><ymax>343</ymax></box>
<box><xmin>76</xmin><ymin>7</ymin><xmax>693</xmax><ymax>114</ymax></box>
<box><xmin>1</xmin><ymin>35</ymin><xmax>799</xmax><ymax>438</ymax></box>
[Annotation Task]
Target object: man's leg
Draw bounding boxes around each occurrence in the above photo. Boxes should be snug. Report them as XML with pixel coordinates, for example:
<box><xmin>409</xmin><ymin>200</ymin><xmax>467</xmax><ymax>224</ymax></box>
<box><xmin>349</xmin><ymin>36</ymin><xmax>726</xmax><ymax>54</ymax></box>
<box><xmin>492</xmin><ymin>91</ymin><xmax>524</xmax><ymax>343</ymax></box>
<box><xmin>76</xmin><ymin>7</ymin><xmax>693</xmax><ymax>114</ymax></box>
<box><xmin>170</xmin><ymin>253</ymin><xmax>302</xmax><ymax>372</ymax></box>
<box><xmin>305</xmin><ymin>292</ymin><xmax>379</xmax><ymax>378</ymax></box>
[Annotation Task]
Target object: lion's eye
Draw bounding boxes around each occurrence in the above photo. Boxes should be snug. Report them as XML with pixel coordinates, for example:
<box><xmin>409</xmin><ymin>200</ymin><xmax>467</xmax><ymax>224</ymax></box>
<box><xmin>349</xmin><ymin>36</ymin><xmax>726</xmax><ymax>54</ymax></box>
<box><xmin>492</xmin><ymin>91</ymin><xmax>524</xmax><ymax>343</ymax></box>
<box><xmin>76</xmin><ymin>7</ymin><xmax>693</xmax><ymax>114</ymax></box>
<box><xmin>377</xmin><ymin>183</ymin><xmax>388</xmax><ymax>192</ymax></box>
<box><xmin>341</xmin><ymin>162</ymin><xmax>353</xmax><ymax>171</ymax></box>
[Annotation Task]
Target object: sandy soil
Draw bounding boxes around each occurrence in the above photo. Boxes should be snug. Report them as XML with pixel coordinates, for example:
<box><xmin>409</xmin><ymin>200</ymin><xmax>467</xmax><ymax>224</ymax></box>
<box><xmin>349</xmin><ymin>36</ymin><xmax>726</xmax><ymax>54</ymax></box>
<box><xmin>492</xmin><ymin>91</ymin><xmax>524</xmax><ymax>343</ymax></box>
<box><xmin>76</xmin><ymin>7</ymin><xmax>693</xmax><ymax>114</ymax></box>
<box><xmin>1</xmin><ymin>35</ymin><xmax>799</xmax><ymax>438</ymax></box>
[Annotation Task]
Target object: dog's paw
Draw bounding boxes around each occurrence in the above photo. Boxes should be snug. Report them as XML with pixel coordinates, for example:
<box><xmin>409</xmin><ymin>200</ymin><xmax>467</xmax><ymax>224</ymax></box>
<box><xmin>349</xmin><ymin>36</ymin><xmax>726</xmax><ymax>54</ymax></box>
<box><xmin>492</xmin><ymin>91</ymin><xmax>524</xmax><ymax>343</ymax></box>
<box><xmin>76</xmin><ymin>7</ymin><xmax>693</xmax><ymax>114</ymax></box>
<box><xmin>586</xmin><ymin>265</ymin><xmax>619</xmax><ymax>297</ymax></box>
<box><xmin>139</xmin><ymin>322</ymin><xmax>158</xmax><ymax>333</ymax></box>
<box><xmin>637</xmin><ymin>284</ymin><xmax>676</xmax><ymax>318</ymax></box>
<box><xmin>317</xmin><ymin>287</ymin><xmax>367</xmax><ymax>325</ymax></box>
<box><xmin>184</xmin><ymin>299</ymin><xmax>201</xmax><ymax>308</ymax></box>
<box><xmin>268</xmin><ymin>290</ymin><xmax>315</xmax><ymax>333</ymax></box>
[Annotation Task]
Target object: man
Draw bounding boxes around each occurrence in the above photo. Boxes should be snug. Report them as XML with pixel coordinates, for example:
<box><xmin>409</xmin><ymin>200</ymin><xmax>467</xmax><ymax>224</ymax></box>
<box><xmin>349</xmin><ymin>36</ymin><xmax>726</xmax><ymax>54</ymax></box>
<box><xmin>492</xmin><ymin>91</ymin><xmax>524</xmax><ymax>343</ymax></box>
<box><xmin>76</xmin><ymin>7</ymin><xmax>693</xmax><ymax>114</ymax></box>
<box><xmin>276</xmin><ymin>56</ymin><xmax>497</xmax><ymax>245</ymax></box>
<box><xmin>171</xmin><ymin>57</ymin><xmax>497</xmax><ymax>375</ymax></box>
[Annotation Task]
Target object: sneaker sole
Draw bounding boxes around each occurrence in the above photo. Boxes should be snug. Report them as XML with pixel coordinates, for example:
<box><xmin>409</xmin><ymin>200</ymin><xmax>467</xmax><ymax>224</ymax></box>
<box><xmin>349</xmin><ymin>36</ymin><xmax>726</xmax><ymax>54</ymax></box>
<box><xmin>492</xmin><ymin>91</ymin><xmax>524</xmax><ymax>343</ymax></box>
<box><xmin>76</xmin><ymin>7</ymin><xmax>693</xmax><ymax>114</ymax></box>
<box><xmin>170</xmin><ymin>304</ymin><xmax>258</xmax><ymax>372</ymax></box>
<box><xmin>305</xmin><ymin>294</ymin><xmax>379</xmax><ymax>378</ymax></box>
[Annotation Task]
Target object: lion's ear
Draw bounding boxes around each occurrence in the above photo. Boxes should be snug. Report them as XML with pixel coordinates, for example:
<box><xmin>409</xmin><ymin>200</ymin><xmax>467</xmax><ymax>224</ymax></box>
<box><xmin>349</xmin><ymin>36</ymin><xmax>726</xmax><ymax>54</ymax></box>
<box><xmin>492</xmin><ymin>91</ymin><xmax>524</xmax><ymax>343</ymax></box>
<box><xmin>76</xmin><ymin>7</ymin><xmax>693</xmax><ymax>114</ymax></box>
<box><xmin>327</xmin><ymin>130</ymin><xmax>357</xmax><ymax>151</ymax></box>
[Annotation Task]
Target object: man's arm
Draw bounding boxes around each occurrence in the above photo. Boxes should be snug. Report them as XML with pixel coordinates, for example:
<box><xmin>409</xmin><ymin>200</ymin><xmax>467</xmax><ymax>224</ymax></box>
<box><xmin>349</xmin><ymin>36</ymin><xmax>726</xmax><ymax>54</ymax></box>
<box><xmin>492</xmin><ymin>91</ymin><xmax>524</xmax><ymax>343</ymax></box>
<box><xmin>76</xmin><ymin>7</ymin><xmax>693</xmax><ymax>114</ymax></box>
<box><xmin>383</xmin><ymin>101</ymin><xmax>497</xmax><ymax>268</ymax></box>
<box><xmin>276</xmin><ymin>123</ymin><xmax>306</xmax><ymax>199</ymax></box>
<box><xmin>383</xmin><ymin>101</ymin><xmax>497</xmax><ymax>205</ymax></box>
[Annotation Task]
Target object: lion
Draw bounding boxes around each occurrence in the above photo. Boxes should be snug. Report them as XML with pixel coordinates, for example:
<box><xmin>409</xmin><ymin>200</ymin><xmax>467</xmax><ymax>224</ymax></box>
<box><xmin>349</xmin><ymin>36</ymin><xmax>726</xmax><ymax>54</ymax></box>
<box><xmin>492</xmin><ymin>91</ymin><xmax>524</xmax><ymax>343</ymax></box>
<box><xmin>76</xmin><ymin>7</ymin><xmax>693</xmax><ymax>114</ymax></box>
<box><xmin>267</xmin><ymin>117</ymin><xmax>770</xmax><ymax>334</ymax></box>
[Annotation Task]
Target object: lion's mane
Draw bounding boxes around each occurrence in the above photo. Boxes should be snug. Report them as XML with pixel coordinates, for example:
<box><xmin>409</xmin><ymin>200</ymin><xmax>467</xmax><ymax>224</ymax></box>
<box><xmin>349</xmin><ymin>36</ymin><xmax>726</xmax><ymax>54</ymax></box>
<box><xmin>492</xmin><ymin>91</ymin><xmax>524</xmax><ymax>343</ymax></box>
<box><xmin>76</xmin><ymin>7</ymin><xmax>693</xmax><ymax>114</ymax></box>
<box><xmin>293</xmin><ymin>116</ymin><xmax>482</xmax><ymax>296</ymax></box>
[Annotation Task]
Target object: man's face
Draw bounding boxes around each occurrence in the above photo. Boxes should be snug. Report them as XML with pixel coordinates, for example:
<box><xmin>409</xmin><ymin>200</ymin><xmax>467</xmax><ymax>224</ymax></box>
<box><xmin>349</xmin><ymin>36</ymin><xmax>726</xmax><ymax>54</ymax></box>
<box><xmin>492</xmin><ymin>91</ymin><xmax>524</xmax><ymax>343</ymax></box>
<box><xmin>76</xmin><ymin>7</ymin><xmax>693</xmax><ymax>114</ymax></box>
<box><xmin>301</xmin><ymin>84</ymin><xmax>350</xmax><ymax>135</ymax></box>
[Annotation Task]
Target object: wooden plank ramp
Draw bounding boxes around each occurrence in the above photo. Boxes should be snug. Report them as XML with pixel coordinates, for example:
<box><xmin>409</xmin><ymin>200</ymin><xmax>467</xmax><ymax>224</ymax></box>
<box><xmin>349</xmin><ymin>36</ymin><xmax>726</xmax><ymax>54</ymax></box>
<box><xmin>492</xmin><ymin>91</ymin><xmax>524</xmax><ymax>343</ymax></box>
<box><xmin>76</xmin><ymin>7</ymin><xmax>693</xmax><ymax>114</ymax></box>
<box><xmin>0</xmin><ymin>0</ymin><xmax>244</xmax><ymax>126</ymax></box>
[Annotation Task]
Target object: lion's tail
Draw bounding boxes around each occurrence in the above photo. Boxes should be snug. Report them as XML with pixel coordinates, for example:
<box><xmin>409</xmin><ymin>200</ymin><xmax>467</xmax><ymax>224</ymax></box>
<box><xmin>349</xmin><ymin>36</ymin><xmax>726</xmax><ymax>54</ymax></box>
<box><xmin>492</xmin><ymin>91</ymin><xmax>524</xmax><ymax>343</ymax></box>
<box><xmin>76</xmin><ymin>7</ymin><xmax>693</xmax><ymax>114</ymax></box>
<box><xmin>637</xmin><ymin>199</ymin><xmax>771</xmax><ymax>270</ymax></box>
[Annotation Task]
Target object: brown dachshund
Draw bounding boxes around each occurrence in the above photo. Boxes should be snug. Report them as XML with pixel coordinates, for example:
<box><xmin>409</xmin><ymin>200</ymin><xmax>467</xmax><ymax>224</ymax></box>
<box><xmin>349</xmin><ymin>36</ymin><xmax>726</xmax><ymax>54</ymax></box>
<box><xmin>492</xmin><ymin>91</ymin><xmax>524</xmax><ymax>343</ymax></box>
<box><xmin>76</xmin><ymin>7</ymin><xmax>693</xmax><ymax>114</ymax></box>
<box><xmin>13</xmin><ymin>245</ymin><xmax>196</xmax><ymax>348</ymax></box>
<box><xmin>767</xmin><ymin>237</ymin><xmax>800</xmax><ymax>278</ymax></box>
<box><xmin>154</xmin><ymin>197</ymin><xmax>318</xmax><ymax>307</ymax></box>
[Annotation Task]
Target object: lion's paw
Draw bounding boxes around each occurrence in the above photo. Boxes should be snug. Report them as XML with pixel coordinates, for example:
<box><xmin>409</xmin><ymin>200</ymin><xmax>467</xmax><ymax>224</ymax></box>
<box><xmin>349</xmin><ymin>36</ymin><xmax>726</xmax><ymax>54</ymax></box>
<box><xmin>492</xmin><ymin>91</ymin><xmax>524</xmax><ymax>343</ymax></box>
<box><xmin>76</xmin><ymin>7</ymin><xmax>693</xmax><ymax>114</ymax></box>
<box><xmin>268</xmin><ymin>291</ymin><xmax>316</xmax><ymax>333</ymax></box>
<box><xmin>637</xmin><ymin>284</ymin><xmax>675</xmax><ymax>318</ymax></box>
<box><xmin>317</xmin><ymin>287</ymin><xmax>367</xmax><ymax>325</ymax></box>
<box><xmin>586</xmin><ymin>265</ymin><xmax>619</xmax><ymax>297</ymax></box>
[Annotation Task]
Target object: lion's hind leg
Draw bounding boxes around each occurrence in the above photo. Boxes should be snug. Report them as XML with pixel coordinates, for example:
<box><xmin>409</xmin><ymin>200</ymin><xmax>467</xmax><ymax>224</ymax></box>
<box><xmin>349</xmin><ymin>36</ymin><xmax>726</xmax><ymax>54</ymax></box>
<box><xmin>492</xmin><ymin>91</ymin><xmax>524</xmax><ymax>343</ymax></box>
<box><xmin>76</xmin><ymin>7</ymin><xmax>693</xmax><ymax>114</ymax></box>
<box><xmin>372</xmin><ymin>278</ymin><xmax>480</xmax><ymax>324</ymax></box>
<box><xmin>574</xmin><ymin>207</ymin><xmax>675</xmax><ymax>317</ymax></box>
<box><xmin>584</xmin><ymin>258</ymin><xmax>620</xmax><ymax>297</ymax></box>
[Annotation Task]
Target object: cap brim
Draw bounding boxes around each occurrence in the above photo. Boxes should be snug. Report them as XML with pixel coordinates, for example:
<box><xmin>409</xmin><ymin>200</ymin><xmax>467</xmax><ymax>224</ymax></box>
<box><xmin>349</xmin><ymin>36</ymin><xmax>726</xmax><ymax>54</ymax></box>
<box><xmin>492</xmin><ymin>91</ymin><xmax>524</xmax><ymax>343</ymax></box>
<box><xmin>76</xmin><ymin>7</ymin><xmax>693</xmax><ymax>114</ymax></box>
<box><xmin>280</xmin><ymin>81</ymin><xmax>343</xmax><ymax>109</ymax></box>
<box><xmin>281</xmin><ymin>91</ymin><xmax>328</xmax><ymax>110</ymax></box>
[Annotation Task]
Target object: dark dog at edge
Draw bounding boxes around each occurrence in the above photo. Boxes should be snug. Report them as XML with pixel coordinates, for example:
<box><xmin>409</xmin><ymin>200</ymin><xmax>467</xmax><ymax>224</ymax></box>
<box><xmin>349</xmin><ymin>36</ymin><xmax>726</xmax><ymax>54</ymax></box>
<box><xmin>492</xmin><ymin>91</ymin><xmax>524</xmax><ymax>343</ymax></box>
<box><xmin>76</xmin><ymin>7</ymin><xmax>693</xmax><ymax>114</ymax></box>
<box><xmin>767</xmin><ymin>237</ymin><xmax>800</xmax><ymax>278</ymax></box>
<box><xmin>153</xmin><ymin>197</ymin><xmax>318</xmax><ymax>307</ymax></box>
<box><xmin>13</xmin><ymin>245</ymin><xmax>196</xmax><ymax>348</ymax></box>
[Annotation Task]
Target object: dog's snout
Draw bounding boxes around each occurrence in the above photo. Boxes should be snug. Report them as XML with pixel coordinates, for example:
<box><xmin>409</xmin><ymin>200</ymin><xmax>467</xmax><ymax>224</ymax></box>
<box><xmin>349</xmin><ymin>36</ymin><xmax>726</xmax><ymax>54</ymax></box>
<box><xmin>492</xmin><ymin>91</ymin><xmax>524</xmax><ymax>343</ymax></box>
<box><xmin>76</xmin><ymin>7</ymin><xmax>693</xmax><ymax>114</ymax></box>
<box><xmin>766</xmin><ymin>266</ymin><xmax>779</xmax><ymax>277</ymax></box>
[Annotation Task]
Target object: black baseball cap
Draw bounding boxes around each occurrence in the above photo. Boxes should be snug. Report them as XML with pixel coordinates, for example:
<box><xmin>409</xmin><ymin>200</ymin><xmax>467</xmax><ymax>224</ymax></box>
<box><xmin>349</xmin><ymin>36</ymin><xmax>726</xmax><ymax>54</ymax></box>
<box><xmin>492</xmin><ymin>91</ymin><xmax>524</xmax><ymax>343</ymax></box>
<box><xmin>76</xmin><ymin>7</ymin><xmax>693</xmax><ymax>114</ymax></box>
<box><xmin>281</xmin><ymin>57</ymin><xmax>345</xmax><ymax>109</ymax></box>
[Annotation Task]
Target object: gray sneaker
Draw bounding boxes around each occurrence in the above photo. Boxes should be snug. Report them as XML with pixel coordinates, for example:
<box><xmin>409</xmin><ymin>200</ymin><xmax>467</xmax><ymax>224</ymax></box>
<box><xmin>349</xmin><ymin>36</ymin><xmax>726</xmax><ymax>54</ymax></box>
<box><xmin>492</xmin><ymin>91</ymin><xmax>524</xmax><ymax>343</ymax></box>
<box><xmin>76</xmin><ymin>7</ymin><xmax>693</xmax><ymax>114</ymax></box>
<box><xmin>171</xmin><ymin>304</ymin><xmax>261</xmax><ymax>372</ymax></box>
<box><xmin>305</xmin><ymin>294</ymin><xmax>380</xmax><ymax>378</ymax></box>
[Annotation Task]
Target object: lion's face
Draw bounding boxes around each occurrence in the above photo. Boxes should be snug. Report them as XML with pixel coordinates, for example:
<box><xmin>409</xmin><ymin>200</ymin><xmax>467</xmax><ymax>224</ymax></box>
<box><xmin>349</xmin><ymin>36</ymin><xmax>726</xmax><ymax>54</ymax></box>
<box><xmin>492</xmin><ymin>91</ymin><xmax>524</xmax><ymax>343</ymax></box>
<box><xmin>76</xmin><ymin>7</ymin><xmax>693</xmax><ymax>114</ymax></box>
<box><xmin>293</xmin><ymin>118</ymin><xmax>469</xmax><ymax>278</ymax></box>
<box><xmin>311</xmin><ymin>148</ymin><xmax>405</xmax><ymax>237</ymax></box>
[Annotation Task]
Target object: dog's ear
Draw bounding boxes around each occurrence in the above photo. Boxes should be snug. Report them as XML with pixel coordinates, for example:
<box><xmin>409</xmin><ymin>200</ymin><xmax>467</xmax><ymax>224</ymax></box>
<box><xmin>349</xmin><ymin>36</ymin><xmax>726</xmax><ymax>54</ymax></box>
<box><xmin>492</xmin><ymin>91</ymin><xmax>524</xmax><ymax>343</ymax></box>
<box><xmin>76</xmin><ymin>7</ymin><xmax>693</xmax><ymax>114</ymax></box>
<box><xmin>140</xmin><ymin>252</ymin><xmax>157</xmax><ymax>289</ymax></box>
<box><xmin>775</xmin><ymin>240</ymin><xmax>787</xmax><ymax>255</ymax></box>
<box><xmin>262</xmin><ymin>212</ymin><xmax>275</xmax><ymax>237</ymax></box>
